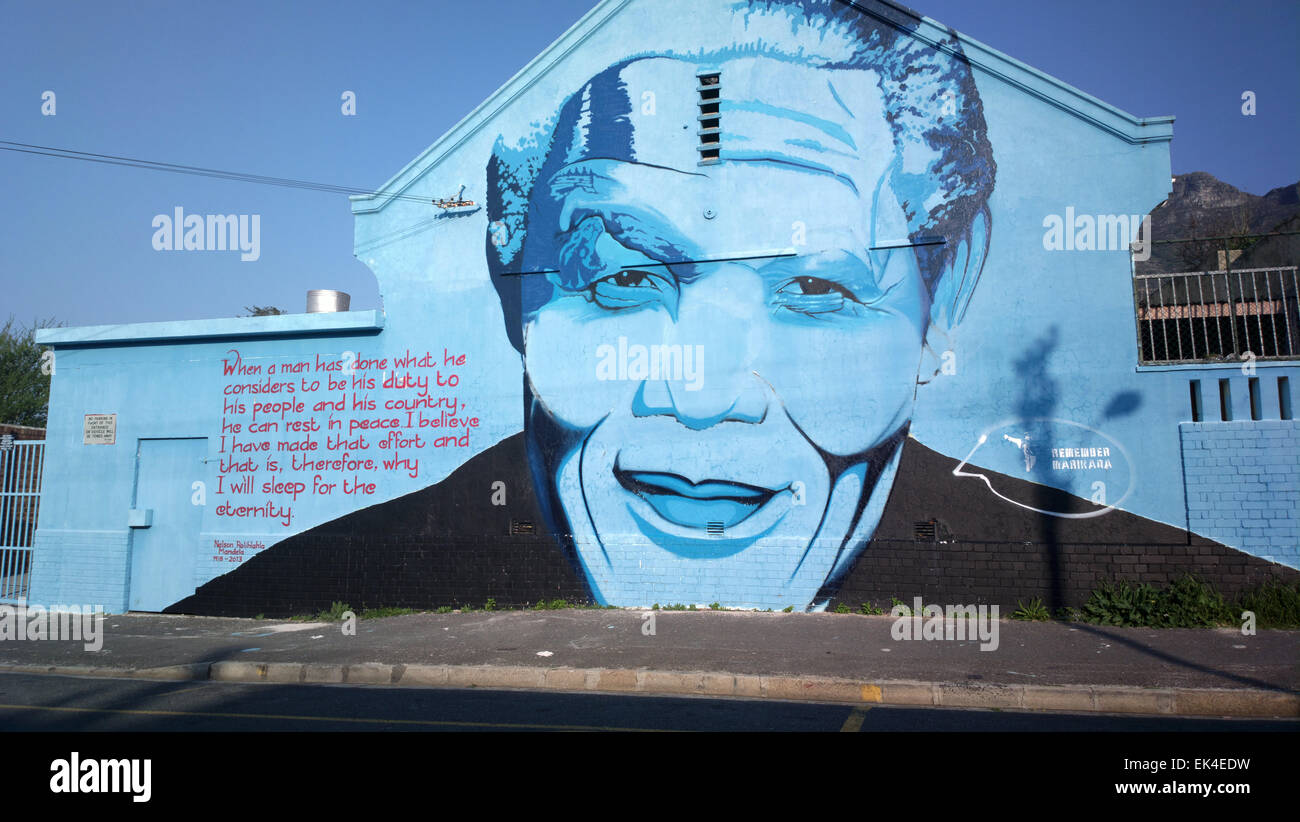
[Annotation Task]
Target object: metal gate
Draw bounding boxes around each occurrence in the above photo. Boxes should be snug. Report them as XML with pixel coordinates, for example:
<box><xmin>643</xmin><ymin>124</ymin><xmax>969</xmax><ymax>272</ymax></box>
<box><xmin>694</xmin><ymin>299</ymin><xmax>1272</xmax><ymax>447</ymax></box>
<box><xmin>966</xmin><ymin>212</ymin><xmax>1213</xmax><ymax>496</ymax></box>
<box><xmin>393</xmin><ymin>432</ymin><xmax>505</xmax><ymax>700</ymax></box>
<box><xmin>0</xmin><ymin>441</ymin><xmax>44</xmax><ymax>604</ymax></box>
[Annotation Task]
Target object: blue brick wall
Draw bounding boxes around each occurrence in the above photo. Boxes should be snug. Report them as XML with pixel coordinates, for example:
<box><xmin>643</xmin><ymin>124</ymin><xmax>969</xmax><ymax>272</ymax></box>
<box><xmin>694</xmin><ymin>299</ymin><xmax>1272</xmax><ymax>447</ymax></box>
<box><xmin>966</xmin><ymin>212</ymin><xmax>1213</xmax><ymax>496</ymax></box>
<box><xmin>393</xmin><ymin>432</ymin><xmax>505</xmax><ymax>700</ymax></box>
<box><xmin>1180</xmin><ymin>421</ymin><xmax>1300</xmax><ymax>567</ymax></box>
<box><xmin>29</xmin><ymin>530</ymin><xmax>131</xmax><ymax>612</ymax></box>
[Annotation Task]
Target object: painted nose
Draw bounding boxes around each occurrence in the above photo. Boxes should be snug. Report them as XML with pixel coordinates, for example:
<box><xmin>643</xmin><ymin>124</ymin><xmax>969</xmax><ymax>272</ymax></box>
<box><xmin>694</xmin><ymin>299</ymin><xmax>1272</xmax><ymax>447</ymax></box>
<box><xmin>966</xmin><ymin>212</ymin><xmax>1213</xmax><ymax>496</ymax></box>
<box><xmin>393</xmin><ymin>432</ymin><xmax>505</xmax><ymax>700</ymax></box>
<box><xmin>634</xmin><ymin>268</ymin><xmax>770</xmax><ymax>429</ymax></box>
<box><xmin>635</xmin><ymin>376</ymin><xmax>768</xmax><ymax>429</ymax></box>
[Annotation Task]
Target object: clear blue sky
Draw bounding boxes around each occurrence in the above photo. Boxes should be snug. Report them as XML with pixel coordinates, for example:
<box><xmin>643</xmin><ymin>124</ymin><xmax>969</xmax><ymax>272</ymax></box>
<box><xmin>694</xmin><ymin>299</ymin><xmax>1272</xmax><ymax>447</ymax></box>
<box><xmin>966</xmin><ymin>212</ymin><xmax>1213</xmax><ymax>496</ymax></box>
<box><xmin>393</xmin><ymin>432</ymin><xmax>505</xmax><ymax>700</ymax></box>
<box><xmin>1</xmin><ymin>0</ymin><xmax>1296</xmax><ymax>328</ymax></box>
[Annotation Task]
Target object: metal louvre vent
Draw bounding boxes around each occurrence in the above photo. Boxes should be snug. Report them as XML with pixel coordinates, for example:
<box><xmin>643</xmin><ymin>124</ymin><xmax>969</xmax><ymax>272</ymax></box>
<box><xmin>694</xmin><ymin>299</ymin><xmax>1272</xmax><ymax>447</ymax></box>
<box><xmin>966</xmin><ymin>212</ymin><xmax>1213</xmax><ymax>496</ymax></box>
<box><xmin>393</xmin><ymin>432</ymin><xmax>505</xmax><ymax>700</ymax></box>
<box><xmin>913</xmin><ymin>519</ymin><xmax>955</xmax><ymax>544</ymax></box>
<box><xmin>706</xmin><ymin>521</ymin><xmax>725</xmax><ymax>536</ymax></box>
<box><xmin>697</xmin><ymin>72</ymin><xmax>721</xmax><ymax>164</ymax></box>
<box><xmin>510</xmin><ymin>520</ymin><xmax>535</xmax><ymax>535</ymax></box>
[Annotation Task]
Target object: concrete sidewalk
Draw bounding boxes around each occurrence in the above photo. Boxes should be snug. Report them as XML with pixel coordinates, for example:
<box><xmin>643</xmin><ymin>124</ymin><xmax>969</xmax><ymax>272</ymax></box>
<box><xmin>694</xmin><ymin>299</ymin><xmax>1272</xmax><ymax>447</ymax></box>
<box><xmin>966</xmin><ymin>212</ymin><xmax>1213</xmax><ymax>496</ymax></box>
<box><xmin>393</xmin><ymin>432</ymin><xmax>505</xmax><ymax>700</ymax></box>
<box><xmin>0</xmin><ymin>608</ymin><xmax>1296</xmax><ymax>718</ymax></box>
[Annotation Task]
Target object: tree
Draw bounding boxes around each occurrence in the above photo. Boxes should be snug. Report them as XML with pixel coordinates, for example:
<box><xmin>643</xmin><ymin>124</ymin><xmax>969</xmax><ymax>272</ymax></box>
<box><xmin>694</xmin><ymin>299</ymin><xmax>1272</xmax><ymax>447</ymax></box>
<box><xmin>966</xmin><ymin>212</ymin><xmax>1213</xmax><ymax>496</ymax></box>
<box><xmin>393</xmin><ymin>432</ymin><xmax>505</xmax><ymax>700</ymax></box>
<box><xmin>0</xmin><ymin>317</ymin><xmax>59</xmax><ymax>427</ymax></box>
<box><xmin>243</xmin><ymin>305</ymin><xmax>284</xmax><ymax>317</ymax></box>
<box><xmin>1176</xmin><ymin>214</ymin><xmax>1215</xmax><ymax>272</ymax></box>
<box><xmin>1177</xmin><ymin>205</ymin><xmax>1259</xmax><ymax>272</ymax></box>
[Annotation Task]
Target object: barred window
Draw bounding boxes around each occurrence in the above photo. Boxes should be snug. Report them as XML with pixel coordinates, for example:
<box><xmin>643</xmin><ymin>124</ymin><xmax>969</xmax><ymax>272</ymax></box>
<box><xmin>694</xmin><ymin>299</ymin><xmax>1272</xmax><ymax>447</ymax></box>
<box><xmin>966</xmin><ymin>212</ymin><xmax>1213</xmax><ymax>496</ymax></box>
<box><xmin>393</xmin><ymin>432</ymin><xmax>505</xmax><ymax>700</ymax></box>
<box><xmin>1133</xmin><ymin>267</ymin><xmax>1299</xmax><ymax>364</ymax></box>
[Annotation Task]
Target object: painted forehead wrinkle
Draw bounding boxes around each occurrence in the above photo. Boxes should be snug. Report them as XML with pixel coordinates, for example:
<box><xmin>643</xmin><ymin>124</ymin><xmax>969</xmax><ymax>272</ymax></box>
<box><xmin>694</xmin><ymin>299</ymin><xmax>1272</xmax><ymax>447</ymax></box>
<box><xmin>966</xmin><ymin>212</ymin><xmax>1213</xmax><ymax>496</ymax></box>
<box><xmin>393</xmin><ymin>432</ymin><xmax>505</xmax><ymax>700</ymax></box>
<box><xmin>551</xmin><ymin>217</ymin><xmax>686</xmax><ymax>292</ymax></box>
<box><xmin>724</xmin><ymin>100</ymin><xmax>860</xmax><ymax>151</ymax></box>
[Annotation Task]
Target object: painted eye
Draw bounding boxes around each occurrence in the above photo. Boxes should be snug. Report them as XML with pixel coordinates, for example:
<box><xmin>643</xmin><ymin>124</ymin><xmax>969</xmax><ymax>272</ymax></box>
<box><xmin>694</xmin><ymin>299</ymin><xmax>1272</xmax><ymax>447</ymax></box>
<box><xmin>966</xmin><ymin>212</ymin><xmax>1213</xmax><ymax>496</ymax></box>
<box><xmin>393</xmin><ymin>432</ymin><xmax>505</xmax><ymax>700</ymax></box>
<box><xmin>588</xmin><ymin>269</ymin><xmax>673</xmax><ymax>312</ymax></box>
<box><xmin>781</xmin><ymin>276</ymin><xmax>858</xmax><ymax>300</ymax></box>
<box><xmin>606</xmin><ymin>270</ymin><xmax>655</xmax><ymax>288</ymax></box>
<box><xmin>774</xmin><ymin>276</ymin><xmax>860</xmax><ymax>316</ymax></box>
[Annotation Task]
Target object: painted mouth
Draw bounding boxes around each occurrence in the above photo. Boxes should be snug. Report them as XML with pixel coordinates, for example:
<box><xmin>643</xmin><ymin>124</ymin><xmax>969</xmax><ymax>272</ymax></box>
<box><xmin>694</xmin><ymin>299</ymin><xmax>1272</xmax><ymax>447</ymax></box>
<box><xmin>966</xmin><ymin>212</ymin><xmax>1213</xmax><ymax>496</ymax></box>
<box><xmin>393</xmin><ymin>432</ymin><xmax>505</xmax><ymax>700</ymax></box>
<box><xmin>614</xmin><ymin>465</ymin><xmax>779</xmax><ymax>530</ymax></box>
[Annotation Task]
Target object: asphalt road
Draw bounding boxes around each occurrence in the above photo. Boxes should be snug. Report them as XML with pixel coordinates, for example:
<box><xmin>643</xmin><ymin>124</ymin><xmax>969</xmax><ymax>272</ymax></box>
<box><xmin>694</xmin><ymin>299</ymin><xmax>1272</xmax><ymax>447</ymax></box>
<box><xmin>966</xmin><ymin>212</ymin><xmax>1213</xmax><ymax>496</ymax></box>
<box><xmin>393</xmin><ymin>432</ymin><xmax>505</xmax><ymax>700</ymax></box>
<box><xmin>1</xmin><ymin>672</ymin><xmax>1294</xmax><ymax>732</ymax></box>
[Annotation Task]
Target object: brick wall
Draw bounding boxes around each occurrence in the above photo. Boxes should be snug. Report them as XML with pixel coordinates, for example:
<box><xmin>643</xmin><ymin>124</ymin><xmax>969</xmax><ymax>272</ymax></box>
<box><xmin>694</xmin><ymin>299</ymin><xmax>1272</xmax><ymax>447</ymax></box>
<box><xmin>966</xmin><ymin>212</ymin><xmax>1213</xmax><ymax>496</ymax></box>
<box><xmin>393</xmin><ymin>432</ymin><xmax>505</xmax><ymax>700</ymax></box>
<box><xmin>29</xmin><ymin>529</ymin><xmax>131</xmax><ymax>612</ymax></box>
<box><xmin>829</xmin><ymin>539</ymin><xmax>1298</xmax><ymax>611</ymax></box>
<box><xmin>0</xmin><ymin>424</ymin><xmax>45</xmax><ymax>441</ymax></box>
<box><xmin>1180</xmin><ymin>421</ymin><xmax>1300</xmax><ymax>567</ymax></box>
<box><xmin>170</xmin><ymin>535</ymin><xmax>589</xmax><ymax>618</ymax></box>
<box><xmin>169</xmin><ymin>433</ymin><xmax>1300</xmax><ymax>617</ymax></box>
<box><xmin>827</xmin><ymin>434</ymin><xmax>1300</xmax><ymax>611</ymax></box>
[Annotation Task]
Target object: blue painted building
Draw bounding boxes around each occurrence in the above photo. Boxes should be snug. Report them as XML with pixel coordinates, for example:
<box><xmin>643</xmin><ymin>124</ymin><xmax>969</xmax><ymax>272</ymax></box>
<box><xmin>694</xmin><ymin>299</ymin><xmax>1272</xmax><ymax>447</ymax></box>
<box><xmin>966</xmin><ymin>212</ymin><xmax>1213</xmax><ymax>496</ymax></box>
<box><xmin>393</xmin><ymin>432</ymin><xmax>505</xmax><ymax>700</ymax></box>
<box><xmin>29</xmin><ymin>0</ymin><xmax>1299</xmax><ymax>614</ymax></box>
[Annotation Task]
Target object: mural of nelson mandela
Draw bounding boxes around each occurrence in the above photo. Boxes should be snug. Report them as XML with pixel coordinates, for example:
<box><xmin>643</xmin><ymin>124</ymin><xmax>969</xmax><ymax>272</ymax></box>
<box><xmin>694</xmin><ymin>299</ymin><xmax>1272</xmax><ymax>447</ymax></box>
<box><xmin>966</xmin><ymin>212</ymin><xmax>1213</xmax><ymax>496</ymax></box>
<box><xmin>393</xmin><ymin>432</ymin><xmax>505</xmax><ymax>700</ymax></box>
<box><xmin>484</xmin><ymin>0</ymin><xmax>996</xmax><ymax>610</ymax></box>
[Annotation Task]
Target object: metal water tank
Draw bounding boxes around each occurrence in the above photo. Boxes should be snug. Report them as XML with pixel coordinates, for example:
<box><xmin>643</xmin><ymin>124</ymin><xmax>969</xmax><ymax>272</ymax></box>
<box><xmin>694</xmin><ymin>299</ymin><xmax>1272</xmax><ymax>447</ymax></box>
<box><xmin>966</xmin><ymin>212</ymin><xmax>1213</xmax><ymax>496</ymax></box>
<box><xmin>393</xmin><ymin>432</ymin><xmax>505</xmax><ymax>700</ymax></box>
<box><xmin>306</xmin><ymin>290</ymin><xmax>351</xmax><ymax>313</ymax></box>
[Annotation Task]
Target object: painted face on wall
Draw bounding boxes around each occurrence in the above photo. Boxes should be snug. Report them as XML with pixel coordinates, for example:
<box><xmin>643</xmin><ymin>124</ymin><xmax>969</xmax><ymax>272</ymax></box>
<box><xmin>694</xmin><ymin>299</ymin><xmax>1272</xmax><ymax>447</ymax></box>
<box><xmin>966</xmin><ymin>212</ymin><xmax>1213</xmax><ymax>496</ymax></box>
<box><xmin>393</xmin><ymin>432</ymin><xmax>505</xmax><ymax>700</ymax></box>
<box><xmin>513</xmin><ymin>56</ymin><xmax>936</xmax><ymax>609</ymax></box>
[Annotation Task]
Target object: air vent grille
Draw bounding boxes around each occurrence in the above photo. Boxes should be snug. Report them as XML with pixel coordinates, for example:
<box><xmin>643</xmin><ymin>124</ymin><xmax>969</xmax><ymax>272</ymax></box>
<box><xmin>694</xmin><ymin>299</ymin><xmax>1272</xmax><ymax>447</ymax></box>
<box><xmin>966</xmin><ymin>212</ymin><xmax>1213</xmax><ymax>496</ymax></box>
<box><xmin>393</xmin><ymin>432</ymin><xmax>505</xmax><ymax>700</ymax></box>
<box><xmin>697</xmin><ymin>72</ymin><xmax>721</xmax><ymax>165</ymax></box>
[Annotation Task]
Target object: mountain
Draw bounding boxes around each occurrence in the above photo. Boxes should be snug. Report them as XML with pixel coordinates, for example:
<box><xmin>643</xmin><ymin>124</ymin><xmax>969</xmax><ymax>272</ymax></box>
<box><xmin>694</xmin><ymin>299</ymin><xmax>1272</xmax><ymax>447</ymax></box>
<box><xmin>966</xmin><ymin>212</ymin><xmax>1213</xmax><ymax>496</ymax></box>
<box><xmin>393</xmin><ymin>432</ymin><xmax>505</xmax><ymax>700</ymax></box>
<box><xmin>1138</xmin><ymin>172</ymin><xmax>1300</xmax><ymax>274</ymax></box>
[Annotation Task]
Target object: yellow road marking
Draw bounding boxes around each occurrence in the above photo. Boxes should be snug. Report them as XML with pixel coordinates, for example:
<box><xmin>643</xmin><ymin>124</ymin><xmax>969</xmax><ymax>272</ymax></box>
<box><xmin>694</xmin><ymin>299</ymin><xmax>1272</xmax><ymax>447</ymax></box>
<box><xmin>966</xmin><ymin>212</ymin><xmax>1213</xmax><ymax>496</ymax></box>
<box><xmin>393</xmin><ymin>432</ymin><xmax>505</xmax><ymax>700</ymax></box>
<box><xmin>840</xmin><ymin>706</ymin><xmax>870</xmax><ymax>733</ymax></box>
<box><xmin>0</xmin><ymin>702</ymin><xmax>660</xmax><ymax>732</ymax></box>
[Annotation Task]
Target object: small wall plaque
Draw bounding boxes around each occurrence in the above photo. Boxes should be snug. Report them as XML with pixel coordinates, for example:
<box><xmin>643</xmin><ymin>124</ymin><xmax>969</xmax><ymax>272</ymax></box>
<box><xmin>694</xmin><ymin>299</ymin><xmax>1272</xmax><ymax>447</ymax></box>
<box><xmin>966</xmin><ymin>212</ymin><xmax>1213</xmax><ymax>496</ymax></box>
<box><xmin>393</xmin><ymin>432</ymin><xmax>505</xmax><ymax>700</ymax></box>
<box><xmin>83</xmin><ymin>413</ymin><xmax>117</xmax><ymax>445</ymax></box>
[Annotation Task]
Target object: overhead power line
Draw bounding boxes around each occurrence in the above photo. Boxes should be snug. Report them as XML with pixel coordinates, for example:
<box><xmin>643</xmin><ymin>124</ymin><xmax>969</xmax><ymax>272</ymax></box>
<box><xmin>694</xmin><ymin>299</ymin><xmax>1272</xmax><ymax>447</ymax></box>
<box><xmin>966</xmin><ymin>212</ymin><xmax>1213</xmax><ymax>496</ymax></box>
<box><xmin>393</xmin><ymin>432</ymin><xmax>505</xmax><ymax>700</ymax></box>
<box><xmin>0</xmin><ymin>139</ymin><xmax>430</xmax><ymax>205</ymax></box>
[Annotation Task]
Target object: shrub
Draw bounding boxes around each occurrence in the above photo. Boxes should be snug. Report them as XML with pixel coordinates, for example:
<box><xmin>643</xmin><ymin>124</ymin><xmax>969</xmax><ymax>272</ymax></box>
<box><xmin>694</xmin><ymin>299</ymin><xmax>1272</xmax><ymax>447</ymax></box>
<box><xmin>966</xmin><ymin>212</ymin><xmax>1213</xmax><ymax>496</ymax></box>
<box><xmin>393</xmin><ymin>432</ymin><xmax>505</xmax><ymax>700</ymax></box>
<box><xmin>1236</xmin><ymin>580</ymin><xmax>1300</xmax><ymax>629</ymax></box>
<box><xmin>1010</xmin><ymin>597</ymin><xmax>1051</xmax><ymax>621</ymax></box>
<box><xmin>1082</xmin><ymin>576</ymin><xmax>1235</xmax><ymax>628</ymax></box>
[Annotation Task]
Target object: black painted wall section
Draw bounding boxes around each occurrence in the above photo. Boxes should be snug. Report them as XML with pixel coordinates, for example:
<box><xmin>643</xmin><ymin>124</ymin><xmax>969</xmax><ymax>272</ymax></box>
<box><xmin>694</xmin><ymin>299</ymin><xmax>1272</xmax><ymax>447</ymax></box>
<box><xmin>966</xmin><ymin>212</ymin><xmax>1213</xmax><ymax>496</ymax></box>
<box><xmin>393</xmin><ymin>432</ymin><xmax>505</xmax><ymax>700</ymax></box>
<box><xmin>170</xmin><ymin>433</ymin><xmax>588</xmax><ymax>618</ymax></box>
<box><xmin>169</xmin><ymin>434</ymin><xmax>1298</xmax><ymax>617</ymax></box>
<box><xmin>827</xmin><ymin>439</ymin><xmax>1300</xmax><ymax>610</ymax></box>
